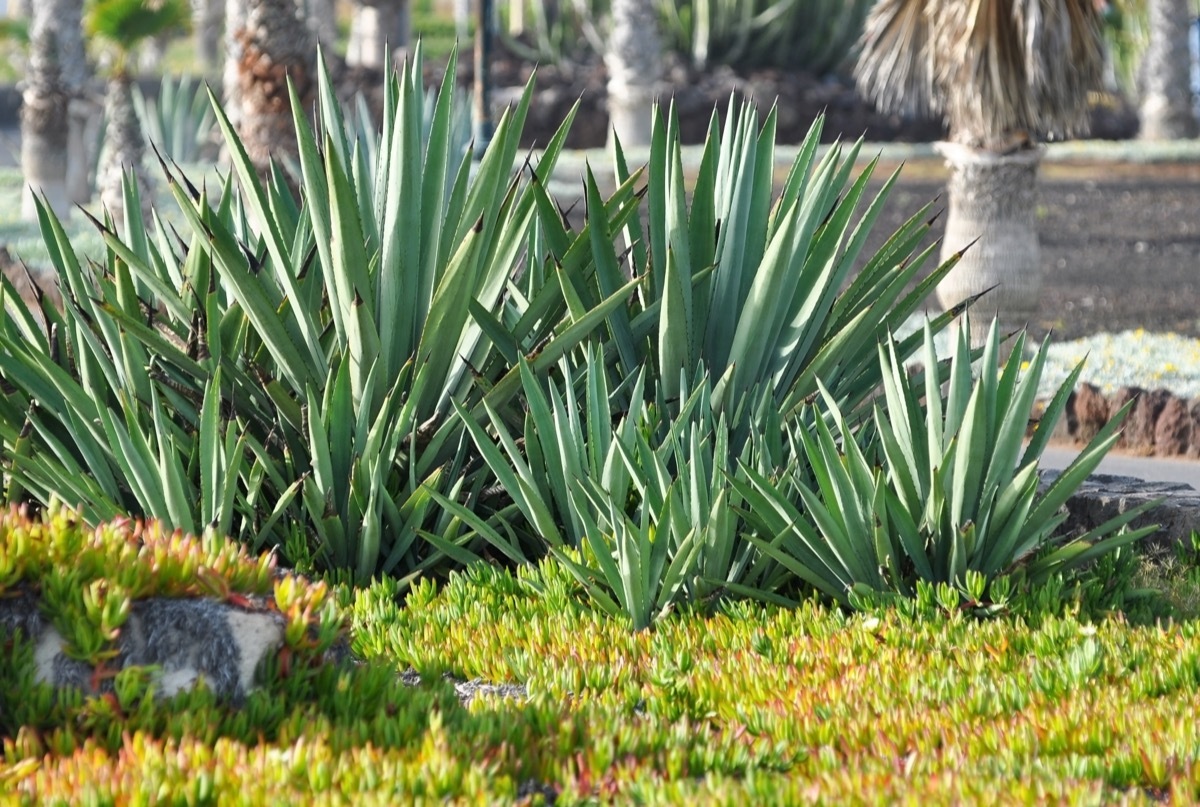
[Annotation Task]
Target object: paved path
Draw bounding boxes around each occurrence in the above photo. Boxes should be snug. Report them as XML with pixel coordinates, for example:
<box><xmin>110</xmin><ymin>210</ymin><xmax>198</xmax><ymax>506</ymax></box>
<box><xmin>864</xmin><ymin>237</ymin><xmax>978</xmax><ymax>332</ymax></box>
<box><xmin>1041</xmin><ymin>444</ymin><xmax>1200</xmax><ymax>488</ymax></box>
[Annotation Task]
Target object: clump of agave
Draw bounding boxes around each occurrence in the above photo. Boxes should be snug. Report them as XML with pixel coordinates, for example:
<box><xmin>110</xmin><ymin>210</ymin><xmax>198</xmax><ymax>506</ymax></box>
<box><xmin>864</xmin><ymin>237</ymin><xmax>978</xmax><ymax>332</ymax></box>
<box><xmin>0</xmin><ymin>47</ymin><xmax>1151</xmax><ymax>628</ymax></box>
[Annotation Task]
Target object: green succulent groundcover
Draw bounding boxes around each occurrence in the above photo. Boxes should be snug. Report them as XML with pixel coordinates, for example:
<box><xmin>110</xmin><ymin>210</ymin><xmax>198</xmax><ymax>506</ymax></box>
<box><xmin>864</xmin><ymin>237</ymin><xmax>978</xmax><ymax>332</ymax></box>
<box><xmin>3</xmin><ymin>512</ymin><xmax>1200</xmax><ymax>803</ymax></box>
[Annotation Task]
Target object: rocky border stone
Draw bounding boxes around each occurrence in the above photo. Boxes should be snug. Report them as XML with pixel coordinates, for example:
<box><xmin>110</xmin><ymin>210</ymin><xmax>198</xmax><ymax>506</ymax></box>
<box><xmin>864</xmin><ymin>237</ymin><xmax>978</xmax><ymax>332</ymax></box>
<box><xmin>1040</xmin><ymin>470</ymin><xmax>1200</xmax><ymax>554</ymax></box>
<box><xmin>1048</xmin><ymin>383</ymin><xmax>1200</xmax><ymax>458</ymax></box>
<box><xmin>1</xmin><ymin>586</ymin><xmax>523</xmax><ymax>707</ymax></box>
<box><xmin>0</xmin><ymin>590</ymin><xmax>285</xmax><ymax>702</ymax></box>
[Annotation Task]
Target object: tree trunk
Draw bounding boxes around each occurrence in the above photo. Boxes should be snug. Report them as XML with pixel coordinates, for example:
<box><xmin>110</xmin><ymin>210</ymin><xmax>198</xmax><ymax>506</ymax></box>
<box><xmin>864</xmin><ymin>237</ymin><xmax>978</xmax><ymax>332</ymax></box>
<box><xmin>139</xmin><ymin>35</ymin><xmax>169</xmax><ymax>73</ymax></box>
<box><xmin>1140</xmin><ymin>0</ymin><xmax>1198</xmax><ymax>139</ymax></box>
<box><xmin>54</xmin><ymin>0</ymin><xmax>94</xmax><ymax>206</ymax></box>
<box><xmin>20</xmin><ymin>5</ymin><xmax>70</xmax><ymax>221</ymax></box>
<box><xmin>97</xmin><ymin>72</ymin><xmax>153</xmax><ymax>227</ymax></box>
<box><xmin>193</xmin><ymin>0</ymin><xmax>224</xmax><ymax>70</ymax></box>
<box><xmin>55</xmin><ymin>0</ymin><xmax>87</xmax><ymax>92</ymax></box>
<box><xmin>306</xmin><ymin>0</ymin><xmax>339</xmax><ymax>53</ymax></box>
<box><xmin>454</xmin><ymin>0</ymin><xmax>470</xmax><ymax>38</ymax></box>
<box><xmin>347</xmin><ymin>0</ymin><xmax>410</xmax><ymax>70</ymax></box>
<box><xmin>934</xmin><ymin>142</ymin><xmax>1044</xmax><ymax>345</ymax></box>
<box><xmin>66</xmin><ymin>96</ymin><xmax>99</xmax><ymax>207</ymax></box>
<box><xmin>507</xmin><ymin>0</ymin><xmax>523</xmax><ymax>36</ymax></box>
<box><xmin>223</xmin><ymin>0</ymin><xmax>247</xmax><ymax>132</ymax></box>
<box><xmin>236</xmin><ymin>0</ymin><xmax>315</xmax><ymax>175</ymax></box>
<box><xmin>605</xmin><ymin>0</ymin><xmax>662</xmax><ymax>148</ymax></box>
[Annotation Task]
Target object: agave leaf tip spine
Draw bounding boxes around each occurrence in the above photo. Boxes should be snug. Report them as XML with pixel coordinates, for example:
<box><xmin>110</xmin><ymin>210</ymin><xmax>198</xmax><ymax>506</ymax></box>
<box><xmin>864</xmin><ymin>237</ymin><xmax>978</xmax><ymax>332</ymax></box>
<box><xmin>76</xmin><ymin>205</ymin><xmax>112</xmax><ymax>237</ymax></box>
<box><xmin>950</xmin><ymin>236</ymin><xmax>983</xmax><ymax>261</ymax></box>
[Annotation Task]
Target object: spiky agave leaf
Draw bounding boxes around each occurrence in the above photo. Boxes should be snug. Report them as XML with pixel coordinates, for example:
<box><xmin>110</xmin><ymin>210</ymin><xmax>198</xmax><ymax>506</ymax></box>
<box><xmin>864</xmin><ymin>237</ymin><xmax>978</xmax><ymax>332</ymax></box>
<box><xmin>626</xmin><ymin>98</ymin><xmax>957</xmax><ymax>424</ymax></box>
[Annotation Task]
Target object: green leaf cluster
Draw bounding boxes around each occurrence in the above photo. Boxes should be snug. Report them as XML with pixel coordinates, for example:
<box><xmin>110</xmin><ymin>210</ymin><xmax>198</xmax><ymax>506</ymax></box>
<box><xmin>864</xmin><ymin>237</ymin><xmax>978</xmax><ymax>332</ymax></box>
<box><xmin>85</xmin><ymin>0</ymin><xmax>190</xmax><ymax>66</ymax></box>
<box><xmin>0</xmin><ymin>50</ymin><xmax>1150</xmax><ymax>624</ymax></box>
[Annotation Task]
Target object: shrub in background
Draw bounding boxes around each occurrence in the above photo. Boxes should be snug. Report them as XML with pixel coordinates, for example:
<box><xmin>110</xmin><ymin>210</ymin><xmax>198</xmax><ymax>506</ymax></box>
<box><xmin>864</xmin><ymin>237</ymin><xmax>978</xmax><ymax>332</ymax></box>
<box><xmin>502</xmin><ymin>0</ymin><xmax>872</xmax><ymax>73</ymax></box>
<box><xmin>132</xmin><ymin>74</ymin><xmax>217</xmax><ymax>164</ymax></box>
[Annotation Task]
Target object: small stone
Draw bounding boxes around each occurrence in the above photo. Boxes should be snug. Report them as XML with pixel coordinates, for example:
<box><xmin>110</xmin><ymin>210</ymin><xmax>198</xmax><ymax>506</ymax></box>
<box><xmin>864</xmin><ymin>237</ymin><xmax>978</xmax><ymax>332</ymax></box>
<box><xmin>1155</xmin><ymin>395</ymin><xmax>1192</xmax><ymax>456</ymax></box>
<box><xmin>1071</xmin><ymin>383</ymin><xmax>1108</xmax><ymax>442</ymax></box>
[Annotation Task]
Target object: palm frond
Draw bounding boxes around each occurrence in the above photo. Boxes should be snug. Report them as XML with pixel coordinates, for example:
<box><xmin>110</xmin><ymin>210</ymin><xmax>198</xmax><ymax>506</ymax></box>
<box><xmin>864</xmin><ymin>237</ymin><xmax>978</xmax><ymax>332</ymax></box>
<box><xmin>854</xmin><ymin>0</ymin><xmax>935</xmax><ymax>120</ymax></box>
<box><xmin>86</xmin><ymin>0</ymin><xmax>191</xmax><ymax>51</ymax></box>
<box><xmin>856</xmin><ymin>0</ymin><xmax>1105</xmax><ymax>147</ymax></box>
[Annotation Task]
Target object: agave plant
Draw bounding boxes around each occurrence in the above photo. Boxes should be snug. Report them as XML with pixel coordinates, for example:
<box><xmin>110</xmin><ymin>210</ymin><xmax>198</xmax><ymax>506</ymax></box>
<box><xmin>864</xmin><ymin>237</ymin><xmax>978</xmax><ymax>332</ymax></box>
<box><xmin>131</xmin><ymin>74</ymin><xmax>217</xmax><ymax>164</ymax></box>
<box><xmin>450</xmin><ymin>347</ymin><xmax>803</xmax><ymax>629</ymax></box>
<box><xmin>604</xmin><ymin>99</ymin><xmax>965</xmax><ymax>427</ymax></box>
<box><xmin>435</xmin><ymin>95</ymin><xmax>977</xmax><ymax>624</ymax></box>
<box><xmin>441</xmin><ymin>97</ymin><xmax>978</xmax><ymax>625</ymax></box>
<box><xmin>657</xmin><ymin>0</ymin><xmax>873</xmax><ymax>72</ymax></box>
<box><xmin>738</xmin><ymin>319</ymin><xmax>1160</xmax><ymax>607</ymax></box>
<box><xmin>0</xmin><ymin>48</ymin><xmax>643</xmax><ymax>585</ymax></box>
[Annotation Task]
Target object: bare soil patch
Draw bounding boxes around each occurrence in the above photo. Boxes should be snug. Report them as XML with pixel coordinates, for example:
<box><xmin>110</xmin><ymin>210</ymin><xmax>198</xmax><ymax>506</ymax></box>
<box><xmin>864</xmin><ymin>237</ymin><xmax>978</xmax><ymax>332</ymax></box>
<box><xmin>865</xmin><ymin>163</ymin><xmax>1200</xmax><ymax>343</ymax></box>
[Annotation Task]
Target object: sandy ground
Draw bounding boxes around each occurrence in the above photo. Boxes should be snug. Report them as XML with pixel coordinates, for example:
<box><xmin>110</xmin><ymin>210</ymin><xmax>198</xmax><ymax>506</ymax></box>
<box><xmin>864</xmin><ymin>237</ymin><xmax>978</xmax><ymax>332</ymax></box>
<box><xmin>863</xmin><ymin>160</ymin><xmax>1200</xmax><ymax>343</ymax></box>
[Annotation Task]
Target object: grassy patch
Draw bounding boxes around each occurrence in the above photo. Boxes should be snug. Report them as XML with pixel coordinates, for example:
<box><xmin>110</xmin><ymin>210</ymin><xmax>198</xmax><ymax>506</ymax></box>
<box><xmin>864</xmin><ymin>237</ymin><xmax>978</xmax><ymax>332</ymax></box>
<box><xmin>1133</xmin><ymin>536</ymin><xmax>1200</xmax><ymax>621</ymax></box>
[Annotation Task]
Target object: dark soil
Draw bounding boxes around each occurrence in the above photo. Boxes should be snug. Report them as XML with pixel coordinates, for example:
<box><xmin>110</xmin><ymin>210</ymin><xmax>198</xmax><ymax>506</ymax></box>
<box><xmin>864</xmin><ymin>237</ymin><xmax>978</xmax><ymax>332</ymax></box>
<box><xmin>863</xmin><ymin>162</ymin><xmax>1200</xmax><ymax>343</ymax></box>
<box><xmin>441</xmin><ymin>50</ymin><xmax>1141</xmax><ymax>150</ymax></box>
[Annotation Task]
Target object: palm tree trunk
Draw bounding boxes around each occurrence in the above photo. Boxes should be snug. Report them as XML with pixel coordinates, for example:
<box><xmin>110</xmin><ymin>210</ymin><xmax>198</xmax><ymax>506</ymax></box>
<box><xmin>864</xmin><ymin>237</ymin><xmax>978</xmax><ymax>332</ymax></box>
<box><xmin>934</xmin><ymin>142</ymin><xmax>1044</xmax><ymax>344</ymax></box>
<box><xmin>193</xmin><ymin>0</ymin><xmax>224</xmax><ymax>70</ymax></box>
<box><xmin>1139</xmin><ymin>0</ymin><xmax>1198</xmax><ymax>139</ymax></box>
<box><xmin>605</xmin><ymin>0</ymin><xmax>662</xmax><ymax>148</ymax></box>
<box><xmin>236</xmin><ymin>0</ymin><xmax>315</xmax><ymax>174</ymax></box>
<box><xmin>223</xmin><ymin>0</ymin><xmax>246</xmax><ymax>132</ymax></box>
<box><xmin>55</xmin><ymin>0</ymin><xmax>87</xmax><ymax>92</ymax></box>
<box><xmin>20</xmin><ymin>5</ymin><xmax>70</xmax><ymax>221</ymax></box>
<box><xmin>139</xmin><ymin>35</ymin><xmax>169</xmax><ymax>73</ymax></box>
<box><xmin>306</xmin><ymin>0</ymin><xmax>339</xmax><ymax>53</ymax></box>
<box><xmin>52</xmin><ymin>0</ymin><xmax>95</xmax><ymax>206</ymax></box>
<box><xmin>347</xmin><ymin>0</ymin><xmax>410</xmax><ymax>70</ymax></box>
<box><xmin>97</xmin><ymin>72</ymin><xmax>152</xmax><ymax>226</ymax></box>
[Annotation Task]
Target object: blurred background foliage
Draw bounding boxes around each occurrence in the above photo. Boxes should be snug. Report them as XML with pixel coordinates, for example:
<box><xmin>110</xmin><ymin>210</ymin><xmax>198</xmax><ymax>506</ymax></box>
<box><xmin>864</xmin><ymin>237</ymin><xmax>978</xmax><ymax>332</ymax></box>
<box><xmin>1102</xmin><ymin>0</ymin><xmax>1200</xmax><ymax>98</ymax></box>
<box><xmin>0</xmin><ymin>0</ymin><xmax>873</xmax><ymax>82</ymax></box>
<box><xmin>0</xmin><ymin>0</ymin><xmax>1187</xmax><ymax>92</ymax></box>
<box><xmin>498</xmin><ymin>0</ymin><xmax>873</xmax><ymax>73</ymax></box>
